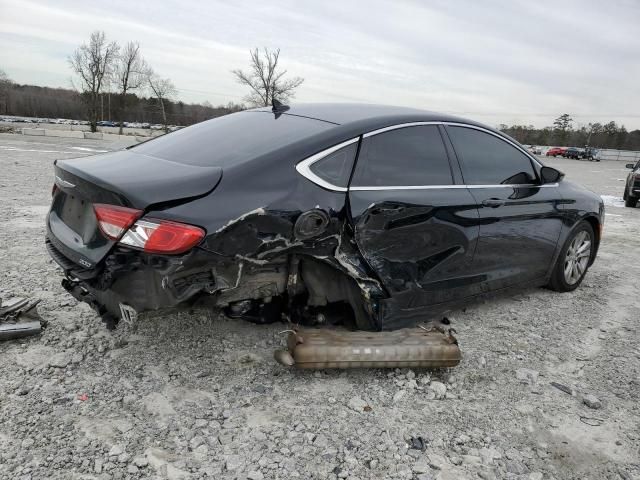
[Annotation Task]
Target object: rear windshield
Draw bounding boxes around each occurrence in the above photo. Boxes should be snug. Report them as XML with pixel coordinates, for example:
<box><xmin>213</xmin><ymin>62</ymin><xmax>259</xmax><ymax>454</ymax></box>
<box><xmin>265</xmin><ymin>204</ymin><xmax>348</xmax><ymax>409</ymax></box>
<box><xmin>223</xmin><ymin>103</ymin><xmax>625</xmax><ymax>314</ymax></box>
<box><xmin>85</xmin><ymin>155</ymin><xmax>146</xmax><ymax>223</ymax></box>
<box><xmin>132</xmin><ymin>111</ymin><xmax>332</xmax><ymax>167</ymax></box>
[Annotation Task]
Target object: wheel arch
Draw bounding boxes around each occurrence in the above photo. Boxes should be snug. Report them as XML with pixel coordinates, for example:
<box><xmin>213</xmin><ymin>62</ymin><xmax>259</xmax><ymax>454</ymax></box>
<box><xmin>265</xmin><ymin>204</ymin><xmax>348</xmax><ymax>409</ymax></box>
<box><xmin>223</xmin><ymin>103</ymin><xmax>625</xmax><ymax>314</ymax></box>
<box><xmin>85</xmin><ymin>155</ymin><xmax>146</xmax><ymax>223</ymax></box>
<box><xmin>580</xmin><ymin>214</ymin><xmax>601</xmax><ymax>265</ymax></box>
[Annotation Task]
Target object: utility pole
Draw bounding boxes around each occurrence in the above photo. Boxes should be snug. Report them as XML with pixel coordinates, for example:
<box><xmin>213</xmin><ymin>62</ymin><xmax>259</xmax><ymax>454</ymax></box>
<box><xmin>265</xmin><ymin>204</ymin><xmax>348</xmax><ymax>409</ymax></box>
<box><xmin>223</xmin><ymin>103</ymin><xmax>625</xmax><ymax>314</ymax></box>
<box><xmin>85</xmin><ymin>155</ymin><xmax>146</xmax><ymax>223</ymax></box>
<box><xmin>108</xmin><ymin>92</ymin><xmax>111</xmax><ymax>121</ymax></box>
<box><xmin>101</xmin><ymin>94</ymin><xmax>104</xmax><ymax>121</ymax></box>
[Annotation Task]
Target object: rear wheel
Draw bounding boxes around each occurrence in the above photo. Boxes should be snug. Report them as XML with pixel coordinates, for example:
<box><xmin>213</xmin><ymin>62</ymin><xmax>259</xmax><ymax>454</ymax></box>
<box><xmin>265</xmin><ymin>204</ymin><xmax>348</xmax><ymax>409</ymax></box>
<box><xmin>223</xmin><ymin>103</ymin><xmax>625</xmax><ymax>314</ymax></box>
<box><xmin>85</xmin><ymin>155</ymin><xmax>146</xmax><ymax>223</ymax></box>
<box><xmin>547</xmin><ymin>222</ymin><xmax>595</xmax><ymax>292</ymax></box>
<box><xmin>626</xmin><ymin>195</ymin><xmax>638</xmax><ymax>208</ymax></box>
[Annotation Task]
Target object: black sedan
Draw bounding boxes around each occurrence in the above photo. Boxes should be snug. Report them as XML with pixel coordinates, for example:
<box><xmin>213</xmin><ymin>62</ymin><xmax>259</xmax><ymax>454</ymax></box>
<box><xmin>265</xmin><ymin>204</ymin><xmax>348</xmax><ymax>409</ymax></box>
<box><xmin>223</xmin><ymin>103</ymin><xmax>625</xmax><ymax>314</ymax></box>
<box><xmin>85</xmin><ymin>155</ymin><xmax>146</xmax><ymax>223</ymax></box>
<box><xmin>46</xmin><ymin>103</ymin><xmax>604</xmax><ymax>331</ymax></box>
<box><xmin>624</xmin><ymin>160</ymin><xmax>640</xmax><ymax>207</ymax></box>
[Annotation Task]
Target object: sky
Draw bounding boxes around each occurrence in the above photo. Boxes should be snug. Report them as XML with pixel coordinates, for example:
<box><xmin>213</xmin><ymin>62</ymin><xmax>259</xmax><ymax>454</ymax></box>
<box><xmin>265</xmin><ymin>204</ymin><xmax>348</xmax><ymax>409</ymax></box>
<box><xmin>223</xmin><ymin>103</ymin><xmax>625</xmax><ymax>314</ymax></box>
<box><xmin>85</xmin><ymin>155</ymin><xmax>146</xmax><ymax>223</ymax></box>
<box><xmin>1</xmin><ymin>0</ymin><xmax>639</xmax><ymax>129</ymax></box>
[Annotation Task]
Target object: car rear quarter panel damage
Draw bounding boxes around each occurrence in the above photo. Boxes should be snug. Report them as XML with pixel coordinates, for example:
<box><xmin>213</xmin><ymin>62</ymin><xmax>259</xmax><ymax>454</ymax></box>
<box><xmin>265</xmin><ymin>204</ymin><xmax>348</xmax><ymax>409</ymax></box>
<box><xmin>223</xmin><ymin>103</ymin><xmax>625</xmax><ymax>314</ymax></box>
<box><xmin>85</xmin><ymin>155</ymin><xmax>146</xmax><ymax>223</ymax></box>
<box><xmin>72</xmin><ymin>150</ymin><xmax>387</xmax><ymax>329</ymax></box>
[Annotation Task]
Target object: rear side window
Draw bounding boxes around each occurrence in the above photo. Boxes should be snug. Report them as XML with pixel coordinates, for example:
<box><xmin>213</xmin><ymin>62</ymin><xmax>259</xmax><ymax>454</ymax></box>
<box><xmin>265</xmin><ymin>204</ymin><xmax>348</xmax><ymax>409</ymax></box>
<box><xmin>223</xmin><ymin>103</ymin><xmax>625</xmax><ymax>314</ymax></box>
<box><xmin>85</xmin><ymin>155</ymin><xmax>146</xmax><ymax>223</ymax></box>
<box><xmin>309</xmin><ymin>142</ymin><xmax>358</xmax><ymax>188</ymax></box>
<box><xmin>447</xmin><ymin>126</ymin><xmax>537</xmax><ymax>185</ymax></box>
<box><xmin>132</xmin><ymin>112</ymin><xmax>331</xmax><ymax>167</ymax></box>
<box><xmin>351</xmin><ymin>125</ymin><xmax>453</xmax><ymax>186</ymax></box>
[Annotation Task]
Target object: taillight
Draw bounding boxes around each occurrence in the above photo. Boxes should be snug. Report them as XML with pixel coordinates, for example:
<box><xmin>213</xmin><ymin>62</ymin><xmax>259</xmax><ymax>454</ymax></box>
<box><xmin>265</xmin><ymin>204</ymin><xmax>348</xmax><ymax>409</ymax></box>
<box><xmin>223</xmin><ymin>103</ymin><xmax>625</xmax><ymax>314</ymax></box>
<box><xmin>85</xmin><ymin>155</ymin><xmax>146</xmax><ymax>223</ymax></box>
<box><xmin>94</xmin><ymin>204</ymin><xmax>143</xmax><ymax>240</ymax></box>
<box><xmin>52</xmin><ymin>184</ymin><xmax>59</xmax><ymax>196</ymax></box>
<box><xmin>119</xmin><ymin>218</ymin><xmax>205</xmax><ymax>254</ymax></box>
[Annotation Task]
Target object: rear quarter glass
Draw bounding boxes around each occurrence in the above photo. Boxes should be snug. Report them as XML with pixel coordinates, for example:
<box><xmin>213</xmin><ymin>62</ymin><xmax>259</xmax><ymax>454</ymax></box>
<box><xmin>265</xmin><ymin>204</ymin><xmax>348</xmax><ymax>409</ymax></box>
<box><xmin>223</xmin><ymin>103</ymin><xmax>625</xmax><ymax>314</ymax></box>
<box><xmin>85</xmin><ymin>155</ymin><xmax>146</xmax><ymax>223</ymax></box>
<box><xmin>131</xmin><ymin>111</ymin><xmax>332</xmax><ymax>167</ymax></box>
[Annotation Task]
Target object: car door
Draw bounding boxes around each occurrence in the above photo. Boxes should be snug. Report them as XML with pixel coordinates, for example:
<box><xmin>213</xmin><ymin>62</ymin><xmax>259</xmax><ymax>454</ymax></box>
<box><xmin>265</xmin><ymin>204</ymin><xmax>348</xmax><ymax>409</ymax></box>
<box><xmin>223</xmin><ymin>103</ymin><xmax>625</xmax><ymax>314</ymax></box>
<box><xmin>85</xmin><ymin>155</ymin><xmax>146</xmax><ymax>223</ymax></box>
<box><xmin>444</xmin><ymin>124</ymin><xmax>564</xmax><ymax>291</ymax></box>
<box><xmin>347</xmin><ymin>124</ymin><xmax>481</xmax><ymax>320</ymax></box>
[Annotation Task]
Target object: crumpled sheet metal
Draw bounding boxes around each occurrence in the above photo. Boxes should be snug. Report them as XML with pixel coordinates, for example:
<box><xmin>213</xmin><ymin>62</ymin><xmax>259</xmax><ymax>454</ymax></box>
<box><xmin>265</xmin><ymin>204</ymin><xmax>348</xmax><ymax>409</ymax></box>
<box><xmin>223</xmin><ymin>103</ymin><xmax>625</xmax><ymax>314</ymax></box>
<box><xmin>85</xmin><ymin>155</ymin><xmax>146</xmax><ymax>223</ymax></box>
<box><xmin>0</xmin><ymin>297</ymin><xmax>45</xmax><ymax>341</ymax></box>
<box><xmin>274</xmin><ymin>326</ymin><xmax>461</xmax><ymax>369</ymax></box>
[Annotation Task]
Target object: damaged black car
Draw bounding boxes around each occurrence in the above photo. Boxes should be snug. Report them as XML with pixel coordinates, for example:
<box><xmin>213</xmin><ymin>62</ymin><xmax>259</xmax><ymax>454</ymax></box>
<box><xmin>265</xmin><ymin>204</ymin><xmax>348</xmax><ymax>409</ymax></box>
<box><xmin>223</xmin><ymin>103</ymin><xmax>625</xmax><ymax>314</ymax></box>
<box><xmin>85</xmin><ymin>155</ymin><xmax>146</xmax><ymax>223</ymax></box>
<box><xmin>46</xmin><ymin>103</ymin><xmax>604</xmax><ymax>331</ymax></box>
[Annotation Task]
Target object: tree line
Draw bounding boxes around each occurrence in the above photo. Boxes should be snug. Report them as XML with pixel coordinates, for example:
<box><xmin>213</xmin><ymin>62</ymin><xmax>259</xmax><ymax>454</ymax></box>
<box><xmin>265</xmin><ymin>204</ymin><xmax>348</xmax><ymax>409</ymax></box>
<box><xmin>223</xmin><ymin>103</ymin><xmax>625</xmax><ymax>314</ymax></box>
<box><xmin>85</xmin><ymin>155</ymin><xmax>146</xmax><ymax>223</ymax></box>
<box><xmin>0</xmin><ymin>80</ymin><xmax>244</xmax><ymax>127</ymax></box>
<box><xmin>500</xmin><ymin>114</ymin><xmax>640</xmax><ymax>150</ymax></box>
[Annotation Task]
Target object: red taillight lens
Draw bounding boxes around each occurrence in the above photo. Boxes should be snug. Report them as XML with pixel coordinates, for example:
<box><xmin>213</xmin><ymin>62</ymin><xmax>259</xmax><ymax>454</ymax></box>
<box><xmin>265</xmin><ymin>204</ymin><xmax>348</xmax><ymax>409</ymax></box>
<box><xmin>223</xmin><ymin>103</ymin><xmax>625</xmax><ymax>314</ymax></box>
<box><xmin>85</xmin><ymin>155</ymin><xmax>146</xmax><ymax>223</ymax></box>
<box><xmin>52</xmin><ymin>184</ymin><xmax>59</xmax><ymax>197</ymax></box>
<box><xmin>93</xmin><ymin>204</ymin><xmax>143</xmax><ymax>240</ymax></box>
<box><xmin>119</xmin><ymin>218</ymin><xmax>205</xmax><ymax>254</ymax></box>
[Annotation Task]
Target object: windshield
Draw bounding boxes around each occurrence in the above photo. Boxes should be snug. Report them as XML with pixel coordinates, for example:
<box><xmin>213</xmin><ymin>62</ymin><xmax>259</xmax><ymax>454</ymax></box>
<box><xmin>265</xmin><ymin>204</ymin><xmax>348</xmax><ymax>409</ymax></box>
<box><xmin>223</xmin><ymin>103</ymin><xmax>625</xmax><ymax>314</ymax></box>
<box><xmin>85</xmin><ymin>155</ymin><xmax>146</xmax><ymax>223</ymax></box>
<box><xmin>132</xmin><ymin>111</ymin><xmax>332</xmax><ymax>167</ymax></box>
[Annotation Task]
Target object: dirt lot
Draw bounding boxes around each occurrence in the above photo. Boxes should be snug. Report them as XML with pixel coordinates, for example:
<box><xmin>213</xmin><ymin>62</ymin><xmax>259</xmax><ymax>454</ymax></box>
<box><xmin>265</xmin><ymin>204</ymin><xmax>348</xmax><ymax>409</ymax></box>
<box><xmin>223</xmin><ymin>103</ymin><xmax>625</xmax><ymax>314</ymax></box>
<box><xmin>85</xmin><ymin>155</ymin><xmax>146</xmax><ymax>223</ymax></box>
<box><xmin>0</xmin><ymin>133</ymin><xmax>638</xmax><ymax>480</ymax></box>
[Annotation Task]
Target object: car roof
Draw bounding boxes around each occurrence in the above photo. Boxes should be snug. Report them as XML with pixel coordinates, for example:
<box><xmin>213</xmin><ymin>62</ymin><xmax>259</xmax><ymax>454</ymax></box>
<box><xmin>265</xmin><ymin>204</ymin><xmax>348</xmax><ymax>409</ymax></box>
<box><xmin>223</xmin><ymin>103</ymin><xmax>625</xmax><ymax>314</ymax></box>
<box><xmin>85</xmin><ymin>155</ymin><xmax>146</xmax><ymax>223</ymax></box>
<box><xmin>251</xmin><ymin>103</ymin><xmax>488</xmax><ymax>129</ymax></box>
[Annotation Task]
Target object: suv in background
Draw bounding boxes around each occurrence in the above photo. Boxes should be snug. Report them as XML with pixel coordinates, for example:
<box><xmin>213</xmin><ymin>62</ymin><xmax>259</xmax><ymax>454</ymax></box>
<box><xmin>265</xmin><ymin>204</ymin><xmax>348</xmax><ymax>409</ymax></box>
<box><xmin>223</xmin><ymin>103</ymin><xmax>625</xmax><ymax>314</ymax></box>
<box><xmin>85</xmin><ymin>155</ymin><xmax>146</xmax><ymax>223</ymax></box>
<box><xmin>624</xmin><ymin>161</ymin><xmax>640</xmax><ymax>207</ymax></box>
<box><xmin>583</xmin><ymin>147</ymin><xmax>600</xmax><ymax>162</ymax></box>
<box><xmin>564</xmin><ymin>147</ymin><xmax>582</xmax><ymax>159</ymax></box>
<box><xmin>546</xmin><ymin>147</ymin><xmax>566</xmax><ymax>157</ymax></box>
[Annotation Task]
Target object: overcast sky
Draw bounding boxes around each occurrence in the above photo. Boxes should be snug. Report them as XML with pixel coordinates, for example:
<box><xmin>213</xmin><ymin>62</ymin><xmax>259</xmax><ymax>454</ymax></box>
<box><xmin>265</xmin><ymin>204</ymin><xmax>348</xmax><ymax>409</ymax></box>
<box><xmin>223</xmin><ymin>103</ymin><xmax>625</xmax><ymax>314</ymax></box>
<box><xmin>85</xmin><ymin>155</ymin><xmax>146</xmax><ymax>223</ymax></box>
<box><xmin>1</xmin><ymin>0</ymin><xmax>639</xmax><ymax>128</ymax></box>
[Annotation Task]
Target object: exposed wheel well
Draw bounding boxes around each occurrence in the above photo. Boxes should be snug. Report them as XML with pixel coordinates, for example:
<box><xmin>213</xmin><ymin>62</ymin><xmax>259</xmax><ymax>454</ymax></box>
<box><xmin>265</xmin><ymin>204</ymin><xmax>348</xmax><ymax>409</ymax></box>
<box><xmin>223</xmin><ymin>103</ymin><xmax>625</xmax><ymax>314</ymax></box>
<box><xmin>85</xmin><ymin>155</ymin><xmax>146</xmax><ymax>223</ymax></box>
<box><xmin>217</xmin><ymin>254</ymin><xmax>377</xmax><ymax>330</ymax></box>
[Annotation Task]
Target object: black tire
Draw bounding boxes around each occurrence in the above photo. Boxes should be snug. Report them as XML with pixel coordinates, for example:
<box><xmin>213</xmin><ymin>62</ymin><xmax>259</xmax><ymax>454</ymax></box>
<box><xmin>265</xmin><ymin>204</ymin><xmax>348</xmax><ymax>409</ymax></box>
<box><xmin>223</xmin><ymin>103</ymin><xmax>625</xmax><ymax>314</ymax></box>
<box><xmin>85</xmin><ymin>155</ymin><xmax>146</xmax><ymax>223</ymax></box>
<box><xmin>547</xmin><ymin>221</ymin><xmax>596</xmax><ymax>292</ymax></box>
<box><xmin>626</xmin><ymin>195</ymin><xmax>638</xmax><ymax>208</ymax></box>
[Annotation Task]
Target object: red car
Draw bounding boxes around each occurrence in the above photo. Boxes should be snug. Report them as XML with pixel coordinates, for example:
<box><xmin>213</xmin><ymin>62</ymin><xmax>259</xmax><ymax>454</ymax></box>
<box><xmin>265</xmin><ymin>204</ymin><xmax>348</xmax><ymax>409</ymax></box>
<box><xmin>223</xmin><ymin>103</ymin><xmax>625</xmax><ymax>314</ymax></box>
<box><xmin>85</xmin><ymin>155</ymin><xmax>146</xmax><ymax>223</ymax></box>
<box><xmin>546</xmin><ymin>147</ymin><xmax>566</xmax><ymax>157</ymax></box>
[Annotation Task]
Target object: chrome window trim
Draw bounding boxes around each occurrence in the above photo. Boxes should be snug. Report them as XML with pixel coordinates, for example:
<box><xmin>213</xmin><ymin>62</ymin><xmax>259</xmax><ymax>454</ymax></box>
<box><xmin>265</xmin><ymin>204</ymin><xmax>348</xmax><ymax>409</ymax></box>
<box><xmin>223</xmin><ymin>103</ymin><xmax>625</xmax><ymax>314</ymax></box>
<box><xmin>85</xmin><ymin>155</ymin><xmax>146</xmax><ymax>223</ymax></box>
<box><xmin>362</xmin><ymin>121</ymin><xmax>443</xmax><ymax>138</ymax></box>
<box><xmin>295</xmin><ymin>120</ymin><xmax>547</xmax><ymax>192</ymax></box>
<box><xmin>295</xmin><ymin>137</ymin><xmax>359</xmax><ymax>192</ymax></box>
<box><xmin>350</xmin><ymin>183</ymin><xmax>558</xmax><ymax>191</ymax></box>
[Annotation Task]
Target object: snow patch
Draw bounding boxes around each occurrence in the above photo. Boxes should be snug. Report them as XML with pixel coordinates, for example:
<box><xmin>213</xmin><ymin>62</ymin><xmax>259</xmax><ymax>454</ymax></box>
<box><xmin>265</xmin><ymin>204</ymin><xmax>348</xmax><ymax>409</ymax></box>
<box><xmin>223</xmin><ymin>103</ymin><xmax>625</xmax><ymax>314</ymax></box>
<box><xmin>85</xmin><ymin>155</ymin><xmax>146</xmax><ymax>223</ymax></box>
<box><xmin>600</xmin><ymin>195</ymin><xmax>625</xmax><ymax>208</ymax></box>
<box><xmin>71</xmin><ymin>146</ymin><xmax>109</xmax><ymax>153</ymax></box>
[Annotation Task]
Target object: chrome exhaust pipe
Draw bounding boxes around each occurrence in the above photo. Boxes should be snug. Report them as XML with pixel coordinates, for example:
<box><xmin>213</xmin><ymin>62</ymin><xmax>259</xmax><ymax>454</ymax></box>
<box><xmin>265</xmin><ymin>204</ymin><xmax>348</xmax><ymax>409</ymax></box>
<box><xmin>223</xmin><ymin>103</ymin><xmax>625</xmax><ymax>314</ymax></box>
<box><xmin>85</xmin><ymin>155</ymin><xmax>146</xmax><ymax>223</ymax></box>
<box><xmin>274</xmin><ymin>325</ymin><xmax>461</xmax><ymax>369</ymax></box>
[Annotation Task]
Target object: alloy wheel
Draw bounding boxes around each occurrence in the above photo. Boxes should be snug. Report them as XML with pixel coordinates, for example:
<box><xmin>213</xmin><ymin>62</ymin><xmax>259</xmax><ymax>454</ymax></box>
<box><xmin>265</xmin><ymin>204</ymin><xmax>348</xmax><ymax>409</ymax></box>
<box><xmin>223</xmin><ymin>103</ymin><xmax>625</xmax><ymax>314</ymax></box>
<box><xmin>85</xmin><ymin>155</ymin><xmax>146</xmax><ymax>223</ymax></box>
<box><xmin>563</xmin><ymin>230</ymin><xmax>592</xmax><ymax>285</ymax></box>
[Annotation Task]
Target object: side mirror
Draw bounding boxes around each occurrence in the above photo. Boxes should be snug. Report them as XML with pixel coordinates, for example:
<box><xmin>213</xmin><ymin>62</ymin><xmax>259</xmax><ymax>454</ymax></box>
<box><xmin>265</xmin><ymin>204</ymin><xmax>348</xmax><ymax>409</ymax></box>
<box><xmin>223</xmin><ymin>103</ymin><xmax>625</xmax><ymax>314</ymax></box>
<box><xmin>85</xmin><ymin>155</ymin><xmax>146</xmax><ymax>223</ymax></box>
<box><xmin>626</xmin><ymin>163</ymin><xmax>635</xmax><ymax>169</ymax></box>
<box><xmin>540</xmin><ymin>166</ymin><xmax>564</xmax><ymax>184</ymax></box>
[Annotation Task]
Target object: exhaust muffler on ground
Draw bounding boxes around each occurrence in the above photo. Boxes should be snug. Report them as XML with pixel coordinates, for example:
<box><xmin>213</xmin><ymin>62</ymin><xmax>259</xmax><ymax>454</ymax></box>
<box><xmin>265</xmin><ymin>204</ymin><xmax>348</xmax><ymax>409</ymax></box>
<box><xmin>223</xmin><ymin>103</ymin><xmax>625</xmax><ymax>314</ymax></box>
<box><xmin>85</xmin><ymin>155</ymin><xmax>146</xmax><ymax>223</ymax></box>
<box><xmin>274</xmin><ymin>323</ymin><xmax>461</xmax><ymax>369</ymax></box>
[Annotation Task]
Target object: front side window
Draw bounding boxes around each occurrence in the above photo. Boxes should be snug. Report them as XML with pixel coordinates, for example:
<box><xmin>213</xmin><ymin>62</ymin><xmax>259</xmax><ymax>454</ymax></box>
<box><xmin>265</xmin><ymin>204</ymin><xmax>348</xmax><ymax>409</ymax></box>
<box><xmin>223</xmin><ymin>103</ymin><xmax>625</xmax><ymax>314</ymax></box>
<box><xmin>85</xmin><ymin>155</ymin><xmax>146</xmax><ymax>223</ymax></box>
<box><xmin>351</xmin><ymin>125</ymin><xmax>453</xmax><ymax>187</ymax></box>
<box><xmin>446</xmin><ymin>126</ymin><xmax>537</xmax><ymax>185</ymax></box>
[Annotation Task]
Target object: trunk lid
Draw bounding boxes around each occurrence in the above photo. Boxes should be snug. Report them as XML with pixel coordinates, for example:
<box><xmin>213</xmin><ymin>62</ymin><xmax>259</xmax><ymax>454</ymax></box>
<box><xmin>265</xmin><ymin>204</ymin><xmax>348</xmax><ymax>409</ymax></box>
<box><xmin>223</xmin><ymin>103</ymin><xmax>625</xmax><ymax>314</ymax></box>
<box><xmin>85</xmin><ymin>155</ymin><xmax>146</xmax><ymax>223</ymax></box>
<box><xmin>48</xmin><ymin>150</ymin><xmax>222</xmax><ymax>268</ymax></box>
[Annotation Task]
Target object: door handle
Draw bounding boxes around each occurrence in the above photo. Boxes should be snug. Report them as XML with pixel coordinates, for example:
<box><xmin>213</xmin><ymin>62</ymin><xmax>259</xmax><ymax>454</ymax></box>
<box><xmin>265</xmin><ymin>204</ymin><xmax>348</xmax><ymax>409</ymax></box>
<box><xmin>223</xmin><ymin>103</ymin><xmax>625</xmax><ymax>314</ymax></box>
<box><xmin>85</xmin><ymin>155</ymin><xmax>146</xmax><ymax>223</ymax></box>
<box><xmin>482</xmin><ymin>198</ymin><xmax>506</xmax><ymax>208</ymax></box>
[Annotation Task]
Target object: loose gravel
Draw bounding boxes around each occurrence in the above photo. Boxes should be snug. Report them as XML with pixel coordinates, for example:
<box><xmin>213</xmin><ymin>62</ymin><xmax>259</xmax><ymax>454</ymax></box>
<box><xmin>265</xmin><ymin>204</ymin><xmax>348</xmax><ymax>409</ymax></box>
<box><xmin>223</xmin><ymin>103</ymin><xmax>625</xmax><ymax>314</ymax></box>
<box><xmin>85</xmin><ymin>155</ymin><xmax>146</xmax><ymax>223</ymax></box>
<box><xmin>1</xmin><ymin>133</ymin><xmax>639</xmax><ymax>480</ymax></box>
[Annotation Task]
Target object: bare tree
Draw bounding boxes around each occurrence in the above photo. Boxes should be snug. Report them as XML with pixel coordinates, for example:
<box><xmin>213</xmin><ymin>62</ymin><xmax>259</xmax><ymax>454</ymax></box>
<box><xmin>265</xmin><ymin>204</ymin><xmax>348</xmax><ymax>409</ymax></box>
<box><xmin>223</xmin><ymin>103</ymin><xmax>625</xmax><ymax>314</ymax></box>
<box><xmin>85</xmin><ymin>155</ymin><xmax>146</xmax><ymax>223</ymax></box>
<box><xmin>148</xmin><ymin>72</ymin><xmax>176</xmax><ymax>133</ymax></box>
<box><xmin>232</xmin><ymin>48</ymin><xmax>304</xmax><ymax>107</ymax></box>
<box><xmin>68</xmin><ymin>31</ymin><xmax>119</xmax><ymax>132</ymax></box>
<box><xmin>114</xmin><ymin>42</ymin><xmax>150</xmax><ymax>134</ymax></box>
<box><xmin>0</xmin><ymin>69</ymin><xmax>13</xmax><ymax>115</ymax></box>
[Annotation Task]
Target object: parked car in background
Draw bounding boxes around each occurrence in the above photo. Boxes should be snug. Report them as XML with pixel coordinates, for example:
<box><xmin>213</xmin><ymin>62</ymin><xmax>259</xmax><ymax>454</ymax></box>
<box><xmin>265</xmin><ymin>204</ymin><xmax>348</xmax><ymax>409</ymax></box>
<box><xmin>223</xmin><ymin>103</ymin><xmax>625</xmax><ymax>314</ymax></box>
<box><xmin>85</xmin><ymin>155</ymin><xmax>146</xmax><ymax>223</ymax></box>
<box><xmin>583</xmin><ymin>147</ymin><xmax>600</xmax><ymax>161</ymax></box>
<box><xmin>529</xmin><ymin>146</ymin><xmax>542</xmax><ymax>155</ymax></box>
<box><xmin>546</xmin><ymin>147</ymin><xmax>566</xmax><ymax>157</ymax></box>
<box><xmin>624</xmin><ymin>161</ymin><xmax>640</xmax><ymax>207</ymax></box>
<box><xmin>46</xmin><ymin>103</ymin><xmax>604</xmax><ymax>333</ymax></box>
<box><xmin>563</xmin><ymin>147</ymin><xmax>582</xmax><ymax>159</ymax></box>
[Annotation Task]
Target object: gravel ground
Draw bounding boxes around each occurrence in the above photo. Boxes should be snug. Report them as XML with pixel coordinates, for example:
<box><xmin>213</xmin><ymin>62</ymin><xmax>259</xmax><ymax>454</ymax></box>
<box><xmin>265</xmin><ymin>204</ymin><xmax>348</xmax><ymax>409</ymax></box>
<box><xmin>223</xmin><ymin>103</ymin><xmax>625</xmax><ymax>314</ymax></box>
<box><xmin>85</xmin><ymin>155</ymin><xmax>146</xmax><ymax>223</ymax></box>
<box><xmin>0</xmin><ymin>133</ymin><xmax>638</xmax><ymax>480</ymax></box>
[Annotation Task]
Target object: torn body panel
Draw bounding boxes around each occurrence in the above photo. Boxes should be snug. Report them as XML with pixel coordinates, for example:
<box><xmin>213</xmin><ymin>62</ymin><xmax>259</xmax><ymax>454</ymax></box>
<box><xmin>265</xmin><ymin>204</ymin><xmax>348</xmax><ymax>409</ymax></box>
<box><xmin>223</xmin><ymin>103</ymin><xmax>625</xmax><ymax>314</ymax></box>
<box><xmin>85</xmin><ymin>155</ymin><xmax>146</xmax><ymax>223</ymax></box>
<box><xmin>348</xmin><ymin>189</ymin><xmax>483</xmax><ymax>330</ymax></box>
<box><xmin>51</xmin><ymin>198</ymin><xmax>388</xmax><ymax>331</ymax></box>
